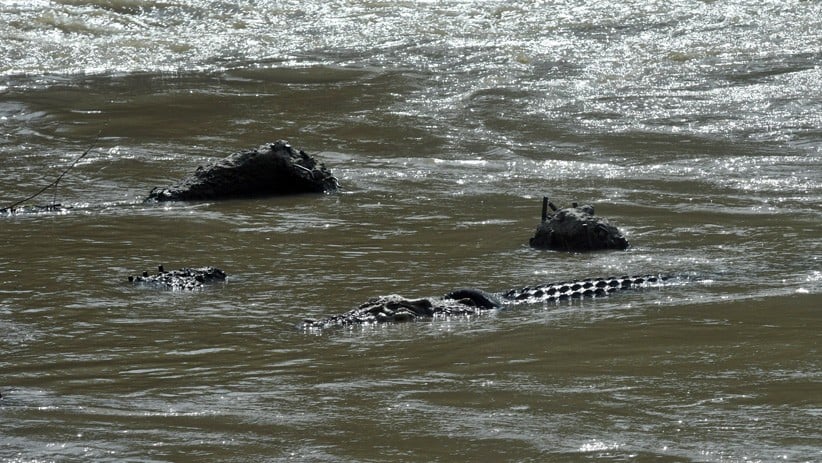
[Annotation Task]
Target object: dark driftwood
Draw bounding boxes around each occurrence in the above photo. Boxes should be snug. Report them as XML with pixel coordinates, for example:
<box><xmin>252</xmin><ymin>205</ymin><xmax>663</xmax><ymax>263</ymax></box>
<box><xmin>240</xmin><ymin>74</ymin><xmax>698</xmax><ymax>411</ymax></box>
<box><xmin>1</xmin><ymin>132</ymin><xmax>100</xmax><ymax>214</ymax></box>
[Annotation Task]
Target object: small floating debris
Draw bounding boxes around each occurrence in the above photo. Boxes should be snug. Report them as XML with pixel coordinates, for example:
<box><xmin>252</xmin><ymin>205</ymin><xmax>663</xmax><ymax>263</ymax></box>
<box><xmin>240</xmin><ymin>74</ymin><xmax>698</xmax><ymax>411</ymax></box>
<box><xmin>1</xmin><ymin>203</ymin><xmax>71</xmax><ymax>215</ymax></box>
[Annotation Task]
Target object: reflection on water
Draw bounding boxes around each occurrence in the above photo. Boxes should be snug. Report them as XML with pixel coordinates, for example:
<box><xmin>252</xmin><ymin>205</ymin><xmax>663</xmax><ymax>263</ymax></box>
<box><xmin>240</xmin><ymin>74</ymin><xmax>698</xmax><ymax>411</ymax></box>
<box><xmin>2</xmin><ymin>0</ymin><xmax>821</xmax><ymax>461</ymax></box>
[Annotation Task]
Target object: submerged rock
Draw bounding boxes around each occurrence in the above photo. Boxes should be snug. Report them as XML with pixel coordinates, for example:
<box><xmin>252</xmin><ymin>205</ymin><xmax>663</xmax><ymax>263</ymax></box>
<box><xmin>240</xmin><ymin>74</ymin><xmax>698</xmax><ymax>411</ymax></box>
<box><xmin>529</xmin><ymin>200</ymin><xmax>629</xmax><ymax>252</ymax></box>
<box><xmin>128</xmin><ymin>265</ymin><xmax>227</xmax><ymax>290</ymax></box>
<box><xmin>146</xmin><ymin>140</ymin><xmax>338</xmax><ymax>202</ymax></box>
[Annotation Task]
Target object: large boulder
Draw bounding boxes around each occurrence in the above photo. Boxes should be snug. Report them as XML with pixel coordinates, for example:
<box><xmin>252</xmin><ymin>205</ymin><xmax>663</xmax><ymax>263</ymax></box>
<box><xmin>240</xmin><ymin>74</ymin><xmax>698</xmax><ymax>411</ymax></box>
<box><xmin>146</xmin><ymin>140</ymin><xmax>338</xmax><ymax>202</ymax></box>
<box><xmin>529</xmin><ymin>201</ymin><xmax>629</xmax><ymax>251</ymax></box>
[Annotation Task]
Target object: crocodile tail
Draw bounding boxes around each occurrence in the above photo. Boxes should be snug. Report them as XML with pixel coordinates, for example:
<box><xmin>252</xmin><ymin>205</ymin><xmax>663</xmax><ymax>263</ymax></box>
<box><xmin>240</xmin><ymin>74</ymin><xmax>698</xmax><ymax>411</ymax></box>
<box><xmin>500</xmin><ymin>274</ymin><xmax>670</xmax><ymax>305</ymax></box>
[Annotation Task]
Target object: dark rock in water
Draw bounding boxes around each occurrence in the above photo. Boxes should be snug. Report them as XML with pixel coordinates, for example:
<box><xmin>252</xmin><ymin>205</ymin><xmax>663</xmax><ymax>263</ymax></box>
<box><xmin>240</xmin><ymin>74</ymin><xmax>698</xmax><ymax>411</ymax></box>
<box><xmin>145</xmin><ymin>140</ymin><xmax>338</xmax><ymax>202</ymax></box>
<box><xmin>128</xmin><ymin>266</ymin><xmax>226</xmax><ymax>290</ymax></box>
<box><xmin>529</xmin><ymin>203</ymin><xmax>629</xmax><ymax>252</ymax></box>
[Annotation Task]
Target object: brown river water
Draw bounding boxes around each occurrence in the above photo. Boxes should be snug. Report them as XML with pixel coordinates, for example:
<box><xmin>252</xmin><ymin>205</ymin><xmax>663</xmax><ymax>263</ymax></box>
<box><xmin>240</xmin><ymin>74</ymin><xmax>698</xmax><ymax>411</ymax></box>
<box><xmin>1</xmin><ymin>1</ymin><xmax>821</xmax><ymax>462</ymax></box>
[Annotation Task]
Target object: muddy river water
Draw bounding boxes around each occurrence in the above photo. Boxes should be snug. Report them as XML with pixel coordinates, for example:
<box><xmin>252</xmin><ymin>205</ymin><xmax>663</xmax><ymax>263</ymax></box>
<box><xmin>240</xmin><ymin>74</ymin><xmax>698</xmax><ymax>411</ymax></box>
<box><xmin>1</xmin><ymin>1</ymin><xmax>820</xmax><ymax>461</ymax></box>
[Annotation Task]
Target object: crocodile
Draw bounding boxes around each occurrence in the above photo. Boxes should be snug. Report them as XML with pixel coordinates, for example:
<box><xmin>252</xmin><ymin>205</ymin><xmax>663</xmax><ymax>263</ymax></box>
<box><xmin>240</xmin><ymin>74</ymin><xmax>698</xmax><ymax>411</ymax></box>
<box><xmin>128</xmin><ymin>265</ymin><xmax>227</xmax><ymax>290</ymax></box>
<box><xmin>299</xmin><ymin>274</ymin><xmax>669</xmax><ymax>329</ymax></box>
<box><xmin>125</xmin><ymin>266</ymin><xmax>672</xmax><ymax>326</ymax></box>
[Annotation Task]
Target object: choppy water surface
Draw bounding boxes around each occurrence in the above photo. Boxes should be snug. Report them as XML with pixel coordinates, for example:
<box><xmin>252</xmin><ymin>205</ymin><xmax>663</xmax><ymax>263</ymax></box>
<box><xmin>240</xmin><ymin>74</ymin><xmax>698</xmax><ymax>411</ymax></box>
<box><xmin>1</xmin><ymin>1</ymin><xmax>820</xmax><ymax>461</ymax></box>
